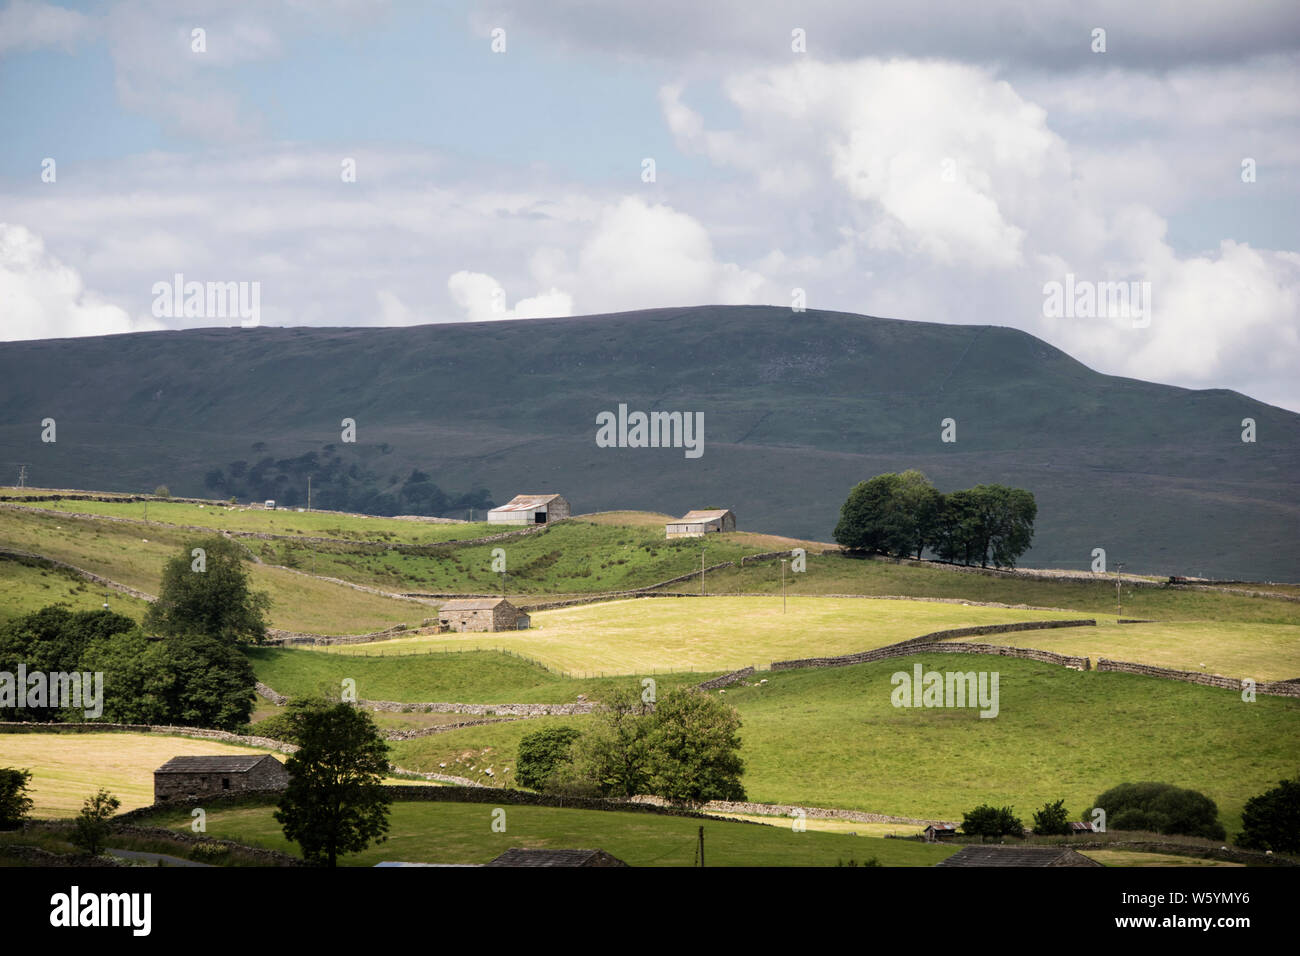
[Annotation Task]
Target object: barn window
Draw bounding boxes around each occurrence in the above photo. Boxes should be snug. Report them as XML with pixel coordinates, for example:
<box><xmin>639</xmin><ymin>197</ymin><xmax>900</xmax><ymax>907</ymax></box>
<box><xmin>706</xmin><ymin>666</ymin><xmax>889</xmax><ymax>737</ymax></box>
<box><xmin>221</xmin><ymin>778</ymin><xmax>230</xmax><ymax>790</ymax></box>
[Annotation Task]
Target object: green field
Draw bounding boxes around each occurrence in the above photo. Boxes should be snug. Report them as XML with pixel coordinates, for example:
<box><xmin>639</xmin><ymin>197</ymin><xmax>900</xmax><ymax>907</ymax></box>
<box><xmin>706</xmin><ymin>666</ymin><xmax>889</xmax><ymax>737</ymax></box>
<box><xmin>0</xmin><ymin>507</ymin><xmax>435</xmax><ymax>634</ymax></box>
<box><xmin>245</xmin><ymin>646</ymin><xmax>714</xmax><ymax>704</ymax></box>
<box><xmin>306</xmin><ymin>595</ymin><xmax>1103</xmax><ymax>675</ymax></box>
<box><xmin>10</xmin><ymin>497</ymin><xmax>499</xmax><ymax>544</ymax></box>
<box><xmin>0</xmin><ymin>555</ymin><xmax>151</xmax><ymax>623</ymax></box>
<box><xmin>132</xmin><ymin>798</ymin><xmax>953</xmax><ymax>866</ymax></box>
<box><xmin>687</xmin><ymin>552</ymin><xmax>1300</xmax><ymax>625</ymax></box>
<box><xmin>996</xmin><ymin>619</ymin><xmax>1300</xmax><ymax>681</ymax></box>
<box><xmin>387</xmin><ymin>656</ymin><xmax>1300</xmax><ymax>837</ymax></box>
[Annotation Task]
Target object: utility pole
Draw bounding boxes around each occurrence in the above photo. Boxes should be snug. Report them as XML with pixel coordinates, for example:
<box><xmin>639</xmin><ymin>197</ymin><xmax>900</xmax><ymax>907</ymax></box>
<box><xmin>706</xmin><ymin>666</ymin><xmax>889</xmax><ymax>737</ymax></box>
<box><xmin>17</xmin><ymin>465</ymin><xmax>26</xmax><ymax>488</ymax></box>
<box><xmin>781</xmin><ymin>558</ymin><xmax>788</xmax><ymax>613</ymax></box>
<box><xmin>698</xmin><ymin>826</ymin><xmax>705</xmax><ymax>867</ymax></box>
<box><xmin>1115</xmin><ymin>562</ymin><xmax>1124</xmax><ymax>617</ymax></box>
<box><xmin>701</xmin><ymin>548</ymin><xmax>706</xmax><ymax>596</ymax></box>
<box><xmin>307</xmin><ymin>475</ymin><xmax>312</xmax><ymax>512</ymax></box>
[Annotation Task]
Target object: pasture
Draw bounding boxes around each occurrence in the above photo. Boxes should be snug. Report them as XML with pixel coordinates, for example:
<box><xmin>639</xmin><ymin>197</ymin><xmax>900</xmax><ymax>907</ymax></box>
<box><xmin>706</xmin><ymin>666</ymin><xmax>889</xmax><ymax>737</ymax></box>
<box><xmin>310</xmin><ymin>595</ymin><xmax>1102</xmax><ymax>675</ymax></box>
<box><xmin>134</xmin><ymin>798</ymin><xmax>953</xmax><ymax>867</ymax></box>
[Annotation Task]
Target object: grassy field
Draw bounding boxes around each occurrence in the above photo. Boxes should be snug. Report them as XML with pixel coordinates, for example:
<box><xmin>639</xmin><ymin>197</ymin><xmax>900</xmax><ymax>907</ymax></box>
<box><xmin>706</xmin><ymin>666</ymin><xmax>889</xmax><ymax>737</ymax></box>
<box><xmin>10</xmin><ymin>497</ymin><xmax>498</xmax><ymax>544</ymax></box>
<box><xmin>0</xmin><ymin>507</ymin><xmax>435</xmax><ymax>634</ymax></box>
<box><xmin>0</xmin><ymin>732</ymin><xmax>285</xmax><ymax>816</ymax></box>
<box><xmin>308</xmin><ymin>595</ymin><xmax>1104</xmax><ymax>675</ymax></box>
<box><xmin>388</xmin><ymin>656</ymin><xmax>1300</xmax><ymax>837</ymax></box>
<box><xmin>0</xmin><ymin>555</ymin><xmax>151</xmax><ymax>623</ymax></box>
<box><xmin>245</xmin><ymin>646</ymin><xmax>714</xmax><ymax>703</ymax></box>
<box><xmin>132</xmin><ymin>798</ymin><xmax>954</xmax><ymax>866</ymax></box>
<box><xmin>996</xmin><ymin>620</ymin><xmax>1300</xmax><ymax>681</ymax></box>
<box><xmin>690</xmin><ymin>553</ymin><xmax>1300</xmax><ymax>625</ymax></box>
<box><xmin>1080</xmin><ymin>850</ymin><xmax>1243</xmax><ymax>867</ymax></box>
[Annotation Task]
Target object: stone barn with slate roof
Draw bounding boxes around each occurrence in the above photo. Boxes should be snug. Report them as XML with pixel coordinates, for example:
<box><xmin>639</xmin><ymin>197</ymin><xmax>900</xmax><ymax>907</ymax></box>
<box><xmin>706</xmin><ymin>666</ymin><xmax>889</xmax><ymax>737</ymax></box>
<box><xmin>486</xmin><ymin>848</ymin><xmax>627</xmax><ymax>867</ymax></box>
<box><xmin>154</xmin><ymin>754</ymin><xmax>289</xmax><ymax>804</ymax></box>
<box><xmin>438</xmin><ymin>597</ymin><xmax>529</xmax><ymax>632</ymax></box>
<box><xmin>934</xmin><ymin>846</ymin><xmax>1102</xmax><ymax>867</ymax></box>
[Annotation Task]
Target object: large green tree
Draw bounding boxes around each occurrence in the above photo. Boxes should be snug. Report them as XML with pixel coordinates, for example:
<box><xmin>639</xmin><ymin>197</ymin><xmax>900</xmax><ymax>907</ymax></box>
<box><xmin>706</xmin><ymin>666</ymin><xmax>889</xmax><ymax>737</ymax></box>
<box><xmin>145</xmin><ymin>536</ymin><xmax>271</xmax><ymax>645</ymax></box>
<box><xmin>1236</xmin><ymin>772</ymin><xmax>1300</xmax><ymax>853</ymax></box>
<box><xmin>562</xmin><ymin>687</ymin><xmax>654</xmax><ymax>798</ymax></box>
<box><xmin>83</xmin><ymin>628</ymin><xmax>257</xmax><ymax>731</ymax></box>
<box><xmin>273</xmin><ymin>702</ymin><xmax>391</xmax><ymax>867</ymax></box>
<box><xmin>644</xmin><ymin>688</ymin><xmax>746</xmax><ymax>806</ymax></box>
<box><xmin>0</xmin><ymin>607</ymin><xmax>135</xmax><ymax>721</ymax></box>
<box><xmin>1092</xmin><ymin>782</ymin><xmax>1225</xmax><ymax>841</ymax></box>
<box><xmin>516</xmin><ymin>726</ymin><xmax>582</xmax><ymax>791</ymax></box>
<box><xmin>0</xmin><ymin>768</ymin><xmax>34</xmax><ymax>830</ymax></box>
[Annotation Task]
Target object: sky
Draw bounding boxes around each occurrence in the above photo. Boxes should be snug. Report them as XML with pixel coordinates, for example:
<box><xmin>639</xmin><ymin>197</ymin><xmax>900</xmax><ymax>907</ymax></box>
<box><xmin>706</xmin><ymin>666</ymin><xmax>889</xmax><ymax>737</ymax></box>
<box><xmin>1</xmin><ymin>0</ymin><xmax>1298</xmax><ymax>409</ymax></box>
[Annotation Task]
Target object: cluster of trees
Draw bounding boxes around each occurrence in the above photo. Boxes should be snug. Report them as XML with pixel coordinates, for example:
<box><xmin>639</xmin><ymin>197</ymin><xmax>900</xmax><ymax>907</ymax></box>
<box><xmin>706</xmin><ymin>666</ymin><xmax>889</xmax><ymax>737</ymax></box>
<box><xmin>1093</xmin><ymin>782</ymin><xmax>1225</xmax><ymax>841</ymax></box>
<box><xmin>204</xmin><ymin>447</ymin><xmax>493</xmax><ymax>517</ymax></box>
<box><xmin>515</xmin><ymin>686</ymin><xmax>746</xmax><ymax>806</ymax></box>
<box><xmin>834</xmin><ymin>470</ymin><xmax>1037</xmax><ymax>568</ymax></box>
<box><xmin>961</xmin><ymin>804</ymin><xmax>1026</xmax><ymax>840</ymax></box>
<box><xmin>0</xmin><ymin>537</ymin><xmax>268</xmax><ymax>730</ymax></box>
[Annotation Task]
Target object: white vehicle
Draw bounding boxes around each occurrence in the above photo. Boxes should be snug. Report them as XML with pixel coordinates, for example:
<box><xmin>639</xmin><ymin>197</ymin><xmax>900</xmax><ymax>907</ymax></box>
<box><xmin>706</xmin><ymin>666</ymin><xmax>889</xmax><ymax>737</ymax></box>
<box><xmin>264</xmin><ymin>499</ymin><xmax>276</xmax><ymax>510</ymax></box>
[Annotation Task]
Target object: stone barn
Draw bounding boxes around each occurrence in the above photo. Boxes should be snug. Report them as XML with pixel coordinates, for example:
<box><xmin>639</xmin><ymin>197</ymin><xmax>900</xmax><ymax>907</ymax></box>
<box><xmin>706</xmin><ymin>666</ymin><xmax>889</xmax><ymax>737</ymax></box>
<box><xmin>487</xmin><ymin>493</ymin><xmax>571</xmax><ymax>525</ymax></box>
<box><xmin>665</xmin><ymin>509</ymin><xmax>736</xmax><ymax>538</ymax></box>
<box><xmin>438</xmin><ymin>597</ymin><xmax>529</xmax><ymax>632</ymax></box>
<box><xmin>923</xmin><ymin>823</ymin><xmax>958</xmax><ymax>842</ymax></box>
<box><xmin>153</xmin><ymin>754</ymin><xmax>289</xmax><ymax>804</ymax></box>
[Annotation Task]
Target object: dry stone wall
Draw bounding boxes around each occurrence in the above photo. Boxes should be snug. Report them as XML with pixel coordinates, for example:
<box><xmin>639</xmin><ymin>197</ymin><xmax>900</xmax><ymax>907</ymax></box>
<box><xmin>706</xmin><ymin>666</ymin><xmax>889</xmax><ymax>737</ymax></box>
<box><xmin>770</xmin><ymin>619</ymin><xmax>1095</xmax><ymax>670</ymax></box>
<box><xmin>1096</xmin><ymin>659</ymin><xmax>1300</xmax><ymax>697</ymax></box>
<box><xmin>0</xmin><ymin>721</ymin><xmax>298</xmax><ymax>753</ymax></box>
<box><xmin>698</xmin><ymin>667</ymin><xmax>756</xmax><ymax>690</ymax></box>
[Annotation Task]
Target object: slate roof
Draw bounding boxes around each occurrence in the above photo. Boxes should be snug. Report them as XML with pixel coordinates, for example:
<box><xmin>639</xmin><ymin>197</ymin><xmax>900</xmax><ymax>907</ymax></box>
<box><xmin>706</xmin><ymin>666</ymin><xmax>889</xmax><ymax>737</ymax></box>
<box><xmin>935</xmin><ymin>846</ymin><xmax>1103</xmax><ymax>867</ymax></box>
<box><xmin>155</xmin><ymin>755</ymin><xmax>279</xmax><ymax>774</ymax></box>
<box><xmin>485</xmin><ymin>848</ymin><xmax>628</xmax><ymax>868</ymax></box>
<box><xmin>490</xmin><ymin>494</ymin><xmax>564</xmax><ymax>513</ymax></box>
<box><xmin>439</xmin><ymin>598</ymin><xmax>513</xmax><ymax>611</ymax></box>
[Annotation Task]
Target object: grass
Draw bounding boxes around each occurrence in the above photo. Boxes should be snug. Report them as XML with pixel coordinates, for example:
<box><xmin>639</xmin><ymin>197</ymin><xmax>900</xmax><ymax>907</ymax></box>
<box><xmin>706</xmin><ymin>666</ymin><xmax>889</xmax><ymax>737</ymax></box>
<box><xmin>309</xmin><ymin>595</ymin><xmax>1104</xmax><ymax>675</ymax></box>
<box><xmin>390</xmin><ymin>656</ymin><xmax>1300</xmax><ymax>837</ymax></box>
<box><xmin>1080</xmin><ymin>850</ymin><xmax>1244</xmax><ymax>867</ymax></box>
<box><xmin>0</xmin><ymin>507</ymin><xmax>436</xmax><ymax>634</ymax></box>
<box><xmin>0</xmin><ymin>732</ymin><xmax>286</xmax><ymax>816</ymax></box>
<box><xmin>132</xmin><ymin>798</ymin><xmax>955</xmax><ymax>866</ymax></box>
<box><xmin>12</xmin><ymin>497</ymin><xmax>499</xmax><ymax>544</ymax></box>
<box><xmin>994</xmin><ymin>619</ymin><xmax>1300</xmax><ymax>681</ymax></box>
<box><xmin>244</xmin><ymin>646</ymin><xmax>714</xmax><ymax>703</ymax></box>
<box><xmin>0</xmin><ymin>555</ymin><xmax>150</xmax><ymax>623</ymax></box>
<box><xmin>690</xmin><ymin>552</ymin><xmax>1300</xmax><ymax>625</ymax></box>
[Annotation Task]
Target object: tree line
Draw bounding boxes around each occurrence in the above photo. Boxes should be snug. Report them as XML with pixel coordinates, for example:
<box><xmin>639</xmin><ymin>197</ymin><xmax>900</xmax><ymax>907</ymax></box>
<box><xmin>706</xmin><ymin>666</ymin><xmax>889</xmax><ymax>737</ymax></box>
<box><xmin>834</xmin><ymin>470</ymin><xmax>1037</xmax><ymax>569</ymax></box>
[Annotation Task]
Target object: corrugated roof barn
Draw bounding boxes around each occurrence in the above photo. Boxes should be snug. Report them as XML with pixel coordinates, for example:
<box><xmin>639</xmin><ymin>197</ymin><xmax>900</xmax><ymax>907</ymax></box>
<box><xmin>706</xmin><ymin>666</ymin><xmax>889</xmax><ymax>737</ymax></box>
<box><xmin>487</xmin><ymin>494</ymin><xmax>570</xmax><ymax>525</ymax></box>
<box><xmin>665</xmin><ymin>508</ymin><xmax>736</xmax><ymax>538</ymax></box>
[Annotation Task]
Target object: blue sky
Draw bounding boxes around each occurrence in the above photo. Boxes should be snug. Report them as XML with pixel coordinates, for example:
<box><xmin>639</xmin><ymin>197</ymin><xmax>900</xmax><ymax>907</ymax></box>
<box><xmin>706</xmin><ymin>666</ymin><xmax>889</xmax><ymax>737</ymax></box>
<box><xmin>1</xmin><ymin>0</ymin><xmax>1298</xmax><ymax>410</ymax></box>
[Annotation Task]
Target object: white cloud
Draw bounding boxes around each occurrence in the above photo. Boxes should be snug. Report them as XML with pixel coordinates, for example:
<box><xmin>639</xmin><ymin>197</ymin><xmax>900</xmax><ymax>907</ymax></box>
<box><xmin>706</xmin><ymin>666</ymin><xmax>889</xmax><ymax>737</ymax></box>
<box><xmin>0</xmin><ymin>222</ymin><xmax>163</xmax><ymax>339</ymax></box>
<box><xmin>0</xmin><ymin>0</ymin><xmax>93</xmax><ymax>55</ymax></box>
<box><xmin>447</xmin><ymin>271</ymin><xmax>573</xmax><ymax>322</ymax></box>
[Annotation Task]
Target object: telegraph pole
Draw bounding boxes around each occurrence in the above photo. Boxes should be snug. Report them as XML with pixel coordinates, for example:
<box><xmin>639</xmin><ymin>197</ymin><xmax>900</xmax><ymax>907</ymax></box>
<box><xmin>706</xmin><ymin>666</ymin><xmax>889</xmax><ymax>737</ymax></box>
<box><xmin>698</xmin><ymin>826</ymin><xmax>705</xmax><ymax>867</ymax></box>
<box><xmin>1115</xmin><ymin>562</ymin><xmax>1124</xmax><ymax>617</ymax></box>
<box><xmin>781</xmin><ymin>558</ymin><xmax>788</xmax><ymax>613</ymax></box>
<box><xmin>307</xmin><ymin>475</ymin><xmax>312</xmax><ymax>512</ymax></box>
<box><xmin>17</xmin><ymin>465</ymin><xmax>26</xmax><ymax>488</ymax></box>
<box><xmin>701</xmin><ymin>548</ymin><xmax>706</xmax><ymax>596</ymax></box>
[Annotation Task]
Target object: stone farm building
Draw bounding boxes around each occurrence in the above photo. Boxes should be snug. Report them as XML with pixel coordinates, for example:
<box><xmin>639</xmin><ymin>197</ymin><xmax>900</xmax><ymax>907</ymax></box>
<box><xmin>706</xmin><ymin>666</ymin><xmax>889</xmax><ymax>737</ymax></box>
<box><xmin>438</xmin><ymin>597</ymin><xmax>530</xmax><ymax>632</ymax></box>
<box><xmin>665</xmin><ymin>509</ymin><xmax>736</xmax><ymax>538</ymax></box>
<box><xmin>487</xmin><ymin>493</ymin><xmax>571</xmax><ymax>525</ymax></box>
<box><xmin>153</xmin><ymin>754</ymin><xmax>289</xmax><ymax>804</ymax></box>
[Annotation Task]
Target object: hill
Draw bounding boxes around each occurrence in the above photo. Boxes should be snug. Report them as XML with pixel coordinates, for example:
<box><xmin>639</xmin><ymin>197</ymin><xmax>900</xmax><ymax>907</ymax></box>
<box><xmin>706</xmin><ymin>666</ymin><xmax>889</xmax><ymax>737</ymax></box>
<box><xmin>1</xmin><ymin>305</ymin><xmax>1295</xmax><ymax>578</ymax></box>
